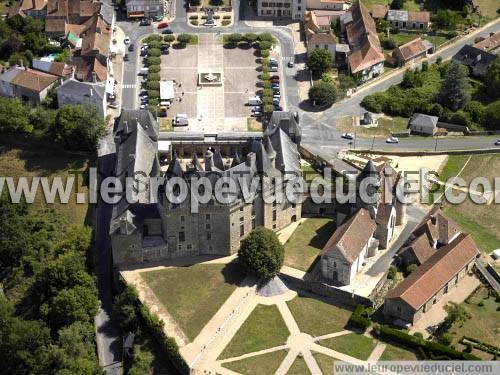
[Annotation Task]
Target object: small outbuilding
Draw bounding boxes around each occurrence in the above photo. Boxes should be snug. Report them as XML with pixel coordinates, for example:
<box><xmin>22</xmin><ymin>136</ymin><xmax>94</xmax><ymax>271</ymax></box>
<box><xmin>408</xmin><ymin>113</ymin><xmax>438</xmax><ymax>136</ymax></box>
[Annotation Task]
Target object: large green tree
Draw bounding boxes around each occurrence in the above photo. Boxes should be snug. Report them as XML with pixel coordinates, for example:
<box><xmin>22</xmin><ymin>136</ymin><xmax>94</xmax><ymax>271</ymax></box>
<box><xmin>238</xmin><ymin>227</ymin><xmax>284</xmax><ymax>280</ymax></box>
<box><xmin>439</xmin><ymin>61</ymin><xmax>470</xmax><ymax>111</ymax></box>
<box><xmin>0</xmin><ymin>97</ymin><xmax>32</xmax><ymax>134</ymax></box>
<box><xmin>444</xmin><ymin>302</ymin><xmax>471</xmax><ymax>328</ymax></box>
<box><xmin>51</xmin><ymin>104</ymin><xmax>107</xmax><ymax>151</ymax></box>
<box><xmin>485</xmin><ymin>58</ymin><xmax>500</xmax><ymax>99</ymax></box>
<box><xmin>308</xmin><ymin>82</ymin><xmax>338</xmax><ymax>107</ymax></box>
<box><xmin>307</xmin><ymin>48</ymin><xmax>332</xmax><ymax>78</ymax></box>
<box><xmin>483</xmin><ymin>100</ymin><xmax>500</xmax><ymax>129</ymax></box>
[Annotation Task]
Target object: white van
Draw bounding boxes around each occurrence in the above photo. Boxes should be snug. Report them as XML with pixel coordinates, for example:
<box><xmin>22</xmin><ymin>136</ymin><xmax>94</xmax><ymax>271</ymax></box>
<box><xmin>248</xmin><ymin>97</ymin><xmax>262</xmax><ymax>106</ymax></box>
<box><xmin>139</xmin><ymin>67</ymin><xmax>148</xmax><ymax>75</ymax></box>
<box><xmin>174</xmin><ymin>114</ymin><xmax>189</xmax><ymax>126</ymax></box>
<box><xmin>159</xmin><ymin>101</ymin><xmax>171</xmax><ymax>108</ymax></box>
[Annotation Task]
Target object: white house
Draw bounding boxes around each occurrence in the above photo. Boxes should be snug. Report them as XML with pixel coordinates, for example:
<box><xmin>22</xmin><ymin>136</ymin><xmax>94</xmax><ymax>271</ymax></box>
<box><xmin>257</xmin><ymin>0</ymin><xmax>304</xmax><ymax>20</ymax></box>
<box><xmin>306</xmin><ymin>0</ymin><xmax>346</xmax><ymax>11</ymax></box>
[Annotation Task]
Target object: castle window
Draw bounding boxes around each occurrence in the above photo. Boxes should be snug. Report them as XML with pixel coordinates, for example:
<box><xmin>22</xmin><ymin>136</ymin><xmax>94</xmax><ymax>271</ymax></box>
<box><xmin>272</xmin><ymin>224</ymin><xmax>277</xmax><ymax>229</ymax></box>
<box><xmin>397</xmin><ymin>306</ymin><xmax>401</xmax><ymax>313</ymax></box>
<box><xmin>240</xmin><ymin>207</ymin><xmax>244</xmax><ymax>212</ymax></box>
<box><xmin>272</xmin><ymin>201</ymin><xmax>277</xmax><ymax>207</ymax></box>
<box><xmin>181</xmin><ymin>216</ymin><xmax>185</xmax><ymax>222</ymax></box>
<box><xmin>272</xmin><ymin>211</ymin><xmax>277</xmax><ymax>221</ymax></box>
<box><xmin>206</xmin><ymin>214</ymin><xmax>210</xmax><ymax>220</ymax></box>
<box><xmin>187</xmin><ymin>244</ymin><xmax>192</xmax><ymax>250</ymax></box>
<box><xmin>207</xmin><ymin>232</ymin><xmax>211</xmax><ymax>240</ymax></box>
<box><xmin>252</xmin><ymin>218</ymin><xmax>256</xmax><ymax>229</ymax></box>
<box><xmin>292</xmin><ymin>203</ymin><xmax>296</xmax><ymax>209</ymax></box>
<box><xmin>240</xmin><ymin>224</ymin><xmax>245</xmax><ymax>237</ymax></box>
<box><xmin>206</xmin><ymin>223</ymin><xmax>211</xmax><ymax>230</ymax></box>
<box><xmin>240</xmin><ymin>216</ymin><xmax>244</xmax><ymax>222</ymax></box>
<box><xmin>179</xmin><ymin>231</ymin><xmax>185</xmax><ymax>242</ymax></box>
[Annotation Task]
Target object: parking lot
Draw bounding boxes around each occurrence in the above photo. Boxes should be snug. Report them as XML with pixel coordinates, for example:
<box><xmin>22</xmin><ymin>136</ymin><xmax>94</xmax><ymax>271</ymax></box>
<box><xmin>138</xmin><ymin>34</ymin><xmax>281</xmax><ymax>132</ymax></box>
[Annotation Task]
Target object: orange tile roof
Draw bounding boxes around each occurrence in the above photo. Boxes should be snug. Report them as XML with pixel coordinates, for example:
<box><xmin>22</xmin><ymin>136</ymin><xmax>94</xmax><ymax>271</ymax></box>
<box><xmin>408</xmin><ymin>11</ymin><xmax>430</xmax><ymax>23</ymax></box>
<box><xmin>9</xmin><ymin>67</ymin><xmax>59</xmax><ymax>92</ymax></box>
<box><xmin>473</xmin><ymin>32</ymin><xmax>500</xmax><ymax>52</ymax></box>
<box><xmin>371</xmin><ymin>4</ymin><xmax>388</xmax><ymax>19</ymax></box>
<box><xmin>321</xmin><ymin>208</ymin><xmax>377</xmax><ymax>264</ymax></box>
<box><xmin>396</xmin><ymin>37</ymin><xmax>427</xmax><ymax>61</ymax></box>
<box><xmin>386</xmin><ymin>233</ymin><xmax>479</xmax><ymax>310</ymax></box>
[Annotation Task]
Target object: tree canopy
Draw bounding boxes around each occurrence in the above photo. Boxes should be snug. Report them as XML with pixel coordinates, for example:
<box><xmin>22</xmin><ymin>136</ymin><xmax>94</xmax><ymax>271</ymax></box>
<box><xmin>307</xmin><ymin>49</ymin><xmax>332</xmax><ymax>78</ymax></box>
<box><xmin>485</xmin><ymin>59</ymin><xmax>500</xmax><ymax>99</ymax></box>
<box><xmin>238</xmin><ymin>227</ymin><xmax>284</xmax><ymax>280</ymax></box>
<box><xmin>439</xmin><ymin>61</ymin><xmax>470</xmax><ymax>111</ymax></box>
<box><xmin>308</xmin><ymin>82</ymin><xmax>338</xmax><ymax>107</ymax></box>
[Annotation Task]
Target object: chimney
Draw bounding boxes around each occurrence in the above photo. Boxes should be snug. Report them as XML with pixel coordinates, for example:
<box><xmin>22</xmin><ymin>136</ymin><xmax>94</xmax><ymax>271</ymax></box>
<box><xmin>293</xmin><ymin>111</ymin><xmax>299</xmax><ymax>124</ymax></box>
<box><xmin>245</xmin><ymin>152</ymin><xmax>256</xmax><ymax>167</ymax></box>
<box><xmin>204</xmin><ymin>149</ymin><xmax>214</xmax><ymax>171</ymax></box>
<box><xmin>123</xmin><ymin>120</ymin><xmax>130</xmax><ymax>134</ymax></box>
<box><xmin>71</xmin><ymin>66</ymin><xmax>75</xmax><ymax>79</ymax></box>
<box><xmin>92</xmin><ymin>71</ymin><xmax>97</xmax><ymax>83</ymax></box>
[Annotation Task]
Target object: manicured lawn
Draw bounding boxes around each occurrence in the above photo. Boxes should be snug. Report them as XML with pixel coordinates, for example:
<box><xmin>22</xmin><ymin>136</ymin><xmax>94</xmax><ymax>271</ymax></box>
<box><xmin>379</xmin><ymin>343</ymin><xmax>418</xmax><ymax>360</ymax></box>
<box><xmin>437</xmin><ymin>154</ymin><xmax>500</xmax><ymax>253</ymax></box>
<box><xmin>222</xmin><ymin>349</ymin><xmax>288</xmax><ymax>375</ymax></box>
<box><xmin>447</xmin><ymin>286</ymin><xmax>500</xmax><ymax>353</ymax></box>
<box><xmin>287</xmin><ymin>355</ymin><xmax>311</xmax><ymax>375</ymax></box>
<box><xmin>313</xmin><ymin>352</ymin><xmax>335</xmax><ymax>375</ymax></box>
<box><xmin>0</xmin><ymin>145</ymin><xmax>91</xmax><ymax>226</ymax></box>
<box><xmin>284</xmin><ymin>218</ymin><xmax>335</xmax><ymax>271</ymax></box>
<box><xmin>318</xmin><ymin>333</ymin><xmax>377</xmax><ymax>360</ymax></box>
<box><xmin>287</xmin><ymin>295</ymin><xmax>352</xmax><ymax>337</ymax></box>
<box><xmin>141</xmin><ymin>262</ymin><xmax>246</xmax><ymax>342</ymax></box>
<box><xmin>336</xmin><ymin>116</ymin><xmax>409</xmax><ymax>138</ymax></box>
<box><xmin>425</xmin><ymin>35</ymin><xmax>450</xmax><ymax>48</ymax></box>
<box><xmin>219</xmin><ymin>304</ymin><xmax>290</xmax><ymax>359</ymax></box>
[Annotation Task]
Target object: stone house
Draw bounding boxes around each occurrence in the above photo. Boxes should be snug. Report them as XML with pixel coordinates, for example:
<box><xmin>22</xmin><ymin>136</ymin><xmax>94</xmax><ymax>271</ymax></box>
<box><xmin>8</xmin><ymin>0</ymin><xmax>48</xmax><ymax>19</ymax></box>
<box><xmin>408</xmin><ymin>113</ymin><xmax>439</xmax><ymax>136</ymax></box>
<box><xmin>345</xmin><ymin>1</ymin><xmax>385</xmax><ymax>82</ymax></box>
<box><xmin>56</xmin><ymin>77</ymin><xmax>106</xmax><ymax>117</ymax></box>
<box><xmin>393</xmin><ymin>38</ymin><xmax>434</xmax><ymax>66</ymax></box>
<box><xmin>306</xmin><ymin>0</ymin><xmax>346</xmax><ymax>11</ymax></box>
<box><xmin>473</xmin><ymin>31</ymin><xmax>500</xmax><ymax>53</ymax></box>
<box><xmin>0</xmin><ymin>66</ymin><xmax>60</xmax><ymax>105</ymax></box>
<box><xmin>307</xmin><ymin>33</ymin><xmax>337</xmax><ymax>59</ymax></box>
<box><xmin>256</xmin><ymin>0</ymin><xmax>304</xmax><ymax>20</ymax></box>
<box><xmin>110</xmin><ymin>110</ymin><xmax>303</xmax><ymax>267</ymax></box>
<box><xmin>384</xmin><ymin>233</ymin><xmax>479</xmax><ymax>325</ymax></box>
<box><xmin>387</xmin><ymin>9</ymin><xmax>431</xmax><ymax>31</ymax></box>
<box><xmin>126</xmin><ymin>0</ymin><xmax>164</xmax><ymax>19</ymax></box>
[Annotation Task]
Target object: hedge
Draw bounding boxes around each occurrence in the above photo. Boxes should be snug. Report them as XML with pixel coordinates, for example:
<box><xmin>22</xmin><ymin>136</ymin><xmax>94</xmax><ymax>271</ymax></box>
<box><xmin>147</xmin><ymin>57</ymin><xmax>161</xmax><ymax>66</ymax></box>
<box><xmin>147</xmin><ymin>90</ymin><xmax>160</xmax><ymax>99</ymax></box>
<box><xmin>145</xmin><ymin>34</ymin><xmax>162</xmax><ymax>43</ymax></box>
<box><xmin>223</xmin><ymin>15</ymin><xmax>231</xmax><ymax>19</ymax></box>
<box><xmin>163</xmin><ymin>35</ymin><xmax>176</xmax><ymax>43</ymax></box>
<box><xmin>190</xmin><ymin>20</ymin><xmax>198</xmax><ymax>26</ymax></box>
<box><xmin>189</xmin><ymin>15</ymin><xmax>198</xmax><ymax>20</ymax></box>
<box><xmin>378</xmin><ymin>325</ymin><xmax>480</xmax><ymax>360</ymax></box>
<box><xmin>222</xmin><ymin>20</ymin><xmax>231</xmax><ymax>26</ymax></box>
<box><xmin>147</xmin><ymin>81</ymin><xmax>160</xmax><ymax>90</ymax></box>
<box><xmin>459</xmin><ymin>336</ymin><xmax>500</xmax><ymax>355</ymax></box>
<box><xmin>147</xmin><ymin>40</ymin><xmax>162</xmax><ymax>49</ymax></box>
<box><xmin>137</xmin><ymin>304</ymin><xmax>189</xmax><ymax>373</ymax></box>
<box><xmin>348</xmin><ymin>305</ymin><xmax>371</xmax><ymax>331</ymax></box>
<box><xmin>148</xmin><ymin>73</ymin><xmax>161</xmax><ymax>82</ymax></box>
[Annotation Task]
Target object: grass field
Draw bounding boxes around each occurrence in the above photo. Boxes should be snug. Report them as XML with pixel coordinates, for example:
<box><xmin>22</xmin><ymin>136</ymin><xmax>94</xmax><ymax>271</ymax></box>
<box><xmin>364</xmin><ymin>0</ymin><xmax>421</xmax><ymax>12</ymax></box>
<box><xmin>0</xmin><ymin>144</ymin><xmax>91</xmax><ymax>226</ymax></box>
<box><xmin>158</xmin><ymin>118</ymin><xmax>173</xmax><ymax>132</ymax></box>
<box><xmin>318</xmin><ymin>333</ymin><xmax>377</xmax><ymax>360</ymax></box>
<box><xmin>379</xmin><ymin>343</ymin><xmax>419</xmax><ymax>360</ymax></box>
<box><xmin>447</xmin><ymin>286</ymin><xmax>500</xmax><ymax>359</ymax></box>
<box><xmin>287</xmin><ymin>295</ymin><xmax>352</xmax><ymax>337</ymax></box>
<box><xmin>336</xmin><ymin>116</ymin><xmax>409</xmax><ymax>138</ymax></box>
<box><xmin>219</xmin><ymin>304</ymin><xmax>290</xmax><ymax>359</ymax></box>
<box><xmin>434</xmin><ymin>154</ymin><xmax>500</xmax><ymax>253</ymax></box>
<box><xmin>222</xmin><ymin>349</ymin><xmax>288</xmax><ymax>374</ymax></box>
<box><xmin>287</xmin><ymin>355</ymin><xmax>311</xmax><ymax>374</ymax></box>
<box><xmin>473</xmin><ymin>0</ymin><xmax>500</xmax><ymax>19</ymax></box>
<box><xmin>284</xmin><ymin>218</ymin><xmax>335</xmax><ymax>271</ymax></box>
<box><xmin>141</xmin><ymin>262</ymin><xmax>246</xmax><ymax>341</ymax></box>
<box><xmin>313</xmin><ymin>352</ymin><xmax>335</xmax><ymax>374</ymax></box>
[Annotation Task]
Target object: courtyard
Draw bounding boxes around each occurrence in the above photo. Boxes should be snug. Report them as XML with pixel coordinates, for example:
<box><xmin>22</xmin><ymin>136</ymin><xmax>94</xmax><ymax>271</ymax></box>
<box><xmin>159</xmin><ymin>34</ymin><xmax>268</xmax><ymax>132</ymax></box>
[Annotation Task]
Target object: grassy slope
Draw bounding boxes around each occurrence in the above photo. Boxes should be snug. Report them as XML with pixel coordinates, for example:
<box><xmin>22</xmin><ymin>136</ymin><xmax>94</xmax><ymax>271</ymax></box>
<box><xmin>219</xmin><ymin>304</ymin><xmax>290</xmax><ymax>359</ymax></box>
<box><xmin>284</xmin><ymin>218</ymin><xmax>335</xmax><ymax>271</ymax></box>
<box><xmin>287</xmin><ymin>295</ymin><xmax>352</xmax><ymax>337</ymax></box>
<box><xmin>222</xmin><ymin>350</ymin><xmax>288</xmax><ymax>375</ymax></box>
<box><xmin>287</xmin><ymin>355</ymin><xmax>311</xmax><ymax>375</ymax></box>
<box><xmin>318</xmin><ymin>333</ymin><xmax>377</xmax><ymax>360</ymax></box>
<box><xmin>141</xmin><ymin>262</ymin><xmax>246</xmax><ymax>341</ymax></box>
<box><xmin>313</xmin><ymin>352</ymin><xmax>335</xmax><ymax>375</ymax></box>
<box><xmin>379</xmin><ymin>343</ymin><xmax>419</xmax><ymax>360</ymax></box>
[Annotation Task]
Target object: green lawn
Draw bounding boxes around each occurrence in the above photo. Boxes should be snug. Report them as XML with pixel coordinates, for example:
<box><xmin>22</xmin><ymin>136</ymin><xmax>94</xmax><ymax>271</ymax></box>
<box><xmin>141</xmin><ymin>262</ymin><xmax>246</xmax><ymax>342</ymax></box>
<box><xmin>336</xmin><ymin>116</ymin><xmax>409</xmax><ymax>138</ymax></box>
<box><xmin>313</xmin><ymin>352</ymin><xmax>335</xmax><ymax>375</ymax></box>
<box><xmin>219</xmin><ymin>304</ymin><xmax>290</xmax><ymax>359</ymax></box>
<box><xmin>447</xmin><ymin>286</ymin><xmax>500</xmax><ymax>357</ymax></box>
<box><xmin>318</xmin><ymin>333</ymin><xmax>377</xmax><ymax>360</ymax></box>
<box><xmin>284</xmin><ymin>218</ymin><xmax>335</xmax><ymax>271</ymax></box>
<box><xmin>473</xmin><ymin>0</ymin><xmax>500</xmax><ymax>19</ymax></box>
<box><xmin>287</xmin><ymin>295</ymin><xmax>352</xmax><ymax>337</ymax></box>
<box><xmin>425</xmin><ymin>35</ymin><xmax>450</xmax><ymax>49</ymax></box>
<box><xmin>287</xmin><ymin>355</ymin><xmax>311</xmax><ymax>375</ymax></box>
<box><xmin>435</xmin><ymin>154</ymin><xmax>500</xmax><ymax>253</ymax></box>
<box><xmin>222</xmin><ymin>350</ymin><xmax>288</xmax><ymax>375</ymax></box>
<box><xmin>379</xmin><ymin>343</ymin><xmax>419</xmax><ymax>360</ymax></box>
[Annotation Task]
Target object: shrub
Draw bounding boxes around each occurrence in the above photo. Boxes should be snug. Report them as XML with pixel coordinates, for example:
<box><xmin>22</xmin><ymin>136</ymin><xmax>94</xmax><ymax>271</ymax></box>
<box><xmin>147</xmin><ymin>90</ymin><xmax>160</xmax><ymax>99</ymax></box>
<box><xmin>213</xmin><ymin>15</ymin><xmax>220</xmax><ymax>19</ymax></box>
<box><xmin>148</xmin><ymin>65</ymin><xmax>161</xmax><ymax>73</ymax></box>
<box><xmin>262</xmin><ymin>88</ymin><xmax>274</xmax><ymax>97</ymax></box>
<box><xmin>422</xmin><ymin>61</ymin><xmax>429</xmax><ymax>71</ymax></box>
<box><xmin>261</xmin><ymin>49</ymin><xmax>270</xmax><ymax>58</ymax></box>
<box><xmin>189</xmin><ymin>15</ymin><xmax>198</xmax><ymax>20</ymax></box>
<box><xmin>190</xmin><ymin>20</ymin><xmax>198</xmax><ymax>26</ymax></box>
<box><xmin>147</xmin><ymin>81</ymin><xmax>160</xmax><ymax>90</ymax></box>
<box><xmin>222</xmin><ymin>20</ymin><xmax>231</xmax><ymax>26</ymax></box>
<box><xmin>163</xmin><ymin>35</ymin><xmax>176</xmax><ymax>43</ymax></box>
<box><xmin>348</xmin><ymin>305</ymin><xmax>372</xmax><ymax>331</ymax></box>
<box><xmin>482</xmin><ymin>100</ymin><xmax>500</xmax><ymax>129</ymax></box>
<box><xmin>147</xmin><ymin>73</ymin><xmax>161</xmax><ymax>82</ymax></box>
<box><xmin>147</xmin><ymin>40</ymin><xmax>162</xmax><ymax>49</ymax></box>
<box><xmin>177</xmin><ymin>33</ymin><xmax>193</xmax><ymax>45</ymax></box>
<box><xmin>436</xmin><ymin>56</ymin><xmax>443</xmax><ymax>65</ymax></box>
<box><xmin>464</xmin><ymin>101</ymin><xmax>485</xmax><ymax>123</ymax></box>
<box><xmin>244</xmin><ymin>33</ymin><xmax>258</xmax><ymax>44</ymax></box>
<box><xmin>387</xmin><ymin>266</ymin><xmax>397</xmax><ymax>280</ymax></box>
<box><xmin>259</xmin><ymin>41</ymin><xmax>272</xmax><ymax>50</ymax></box>
<box><xmin>227</xmin><ymin>33</ymin><xmax>243</xmax><ymax>44</ymax></box>
<box><xmin>147</xmin><ymin>56</ymin><xmax>161</xmax><ymax>66</ymax></box>
<box><xmin>382</xmin><ymin>38</ymin><xmax>397</xmax><ymax>50</ymax></box>
<box><xmin>148</xmin><ymin>48</ymin><xmax>161</xmax><ymax>57</ymax></box>
<box><xmin>440</xmin><ymin>333</ymin><xmax>453</xmax><ymax>346</ymax></box>
<box><xmin>263</xmin><ymin>104</ymin><xmax>275</xmax><ymax>114</ymax></box>
<box><xmin>406</xmin><ymin>264</ymin><xmax>418</xmax><ymax>274</ymax></box>
<box><xmin>309</xmin><ymin>82</ymin><xmax>338</xmax><ymax>107</ymax></box>
<box><xmin>223</xmin><ymin>15</ymin><xmax>231</xmax><ymax>19</ymax></box>
<box><xmin>149</xmin><ymin>99</ymin><xmax>159</xmax><ymax>108</ymax></box>
<box><xmin>258</xmin><ymin>33</ymin><xmax>275</xmax><ymax>43</ymax></box>
<box><xmin>145</xmin><ymin>34</ymin><xmax>162</xmax><ymax>43</ymax></box>
<box><xmin>361</xmin><ymin>93</ymin><xmax>387</xmax><ymax>113</ymax></box>
<box><xmin>413</xmin><ymin>332</ymin><xmax>424</xmax><ymax>339</ymax></box>
<box><xmin>261</xmin><ymin>72</ymin><xmax>271</xmax><ymax>81</ymax></box>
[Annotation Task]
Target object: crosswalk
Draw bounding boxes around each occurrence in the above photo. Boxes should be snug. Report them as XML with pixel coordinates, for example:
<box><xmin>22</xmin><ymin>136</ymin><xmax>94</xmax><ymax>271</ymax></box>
<box><xmin>282</xmin><ymin>56</ymin><xmax>294</xmax><ymax>62</ymax></box>
<box><xmin>122</xmin><ymin>84</ymin><xmax>135</xmax><ymax>89</ymax></box>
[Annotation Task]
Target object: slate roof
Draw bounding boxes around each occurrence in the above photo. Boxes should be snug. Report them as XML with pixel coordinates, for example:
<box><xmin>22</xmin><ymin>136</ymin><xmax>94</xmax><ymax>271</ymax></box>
<box><xmin>409</xmin><ymin>113</ymin><xmax>438</xmax><ymax>129</ymax></box>
<box><xmin>386</xmin><ymin>233</ymin><xmax>479</xmax><ymax>310</ymax></box>
<box><xmin>452</xmin><ymin>45</ymin><xmax>497</xmax><ymax>71</ymax></box>
<box><xmin>321</xmin><ymin>208</ymin><xmax>377</xmax><ymax>264</ymax></box>
<box><xmin>387</xmin><ymin>9</ymin><xmax>408</xmax><ymax>22</ymax></box>
<box><xmin>0</xmin><ymin>66</ymin><xmax>59</xmax><ymax>92</ymax></box>
<box><xmin>57</xmin><ymin>77</ymin><xmax>106</xmax><ymax>101</ymax></box>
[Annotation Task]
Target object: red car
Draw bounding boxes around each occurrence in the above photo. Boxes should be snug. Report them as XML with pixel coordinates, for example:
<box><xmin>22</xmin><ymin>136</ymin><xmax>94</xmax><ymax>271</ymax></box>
<box><xmin>157</xmin><ymin>21</ymin><xmax>169</xmax><ymax>29</ymax></box>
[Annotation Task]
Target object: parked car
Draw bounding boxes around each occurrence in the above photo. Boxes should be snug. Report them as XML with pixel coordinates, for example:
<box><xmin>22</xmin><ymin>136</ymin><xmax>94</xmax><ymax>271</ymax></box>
<box><xmin>270</xmin><ymin>75</ymin><xmax>279</xmax><ymax>80</ymax></box>
<box><xmin>128</xmin><ymin>44</ymin><xmax>135</xmax><ymax>52</ymax></box>
<box><xmin>153</xmin><ymin>15</ymin><xmax>163</xmax><ymax>22</ymax></box>
<box><xmin>288</xmin><ymin>61</ymin><xmax>294</xmax><ymax>68</ymax></box>
<box><xmin>273</xmin><ymin>90</ymin><xmax>281</xmax><ymax>96</ymax></box>
<box><xmin>495</xmin><ymin>139</ymin><xmax>500</xmax><ymax>146</ymax></box>
<box><xmin>251</xmin><ymin>111</ymin><xmax>262</xmax><ymax>117</ymax></box>
<box><xmin>139</xmin><ymin>104</ymin><xmax>148</xmax><ymax>109</ymax></box>
<box><xmin>248</xmin><ymin>96</ymin><xmax>263</xmax><ymax>106</ymax></box>
<box><xmin>341</xmin><ymin>133</ymin><xmax>354</xmax><ymax>140</ymax></box>
<box><xmin>162</xmin><ymin>29</ymin><xmax>173</xmax><ymax>34</ymax></box>
<box><xmin>273</xmin><ymin>98</ymin><xmax>280</xmax><ymax>105</ymax></box>
<box><xmin>157</xmin><ymin>21</ymin><xmax>169</xmax><ymax>29</ymax></box>
<box><xmin>270</xmin><ymin>78</ymin><xmax>280</xmax><ymax>84</ymax></box>
<box><xmin>123</xmin><ymin>54</ymin><xmax>129</xmax><ymax>61</ymax></box>
<box><xmin>270</xmin><ymin>66</ymin><xmax>278</xmax><ymax>72</ymax></box>
<box><xmin>386</xmin><ymin>136</ymin><xmax>399</xmax><ymax>144</ymax></box>
<box><xmin>124</xmin><ymin>36</ymin><xmax>130</xmax><ymax>44</ymax></box>
<box><xmin>140</xmin><ymin>18</ymin><xmax>151</xmax><ymax>26</ymax></box>
<box><xmin>251</xmin><ymin>107</ymin><xmax>262</xmax><ymax>113</ymax></box>
<box><xmin>271</xmin><ymin>84</ymin><xmax>280</xmax><ymax>90</ymax></box>
<box><xmin>274</xmin><ymin>105</ymin><xmax>283</xmax><ymax>111</ymax></box>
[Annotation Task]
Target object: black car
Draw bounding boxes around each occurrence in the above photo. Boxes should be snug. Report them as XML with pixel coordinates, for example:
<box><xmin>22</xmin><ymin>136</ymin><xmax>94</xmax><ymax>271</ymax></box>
<box><xmin>128</xmin><ymin>44</ymin><xmax>134</xmax><ymax>52</ymax></box>
<box><xmin>123</xmin><ymin>54</ymin><xmax>129</xmax><ymax>61</ymax></box>
<box><xmin>274</xmin><ymin>105</ymin><xmax>283</xmax><ymax>111</ymax></box>
<box><xmin>162</xmin><ymin>29</ymin><xmax>173</xmax><ymax>34</ymax></box>
<box><xmin>140</xmin><ymin>19</ymin><xmax>151</xmax><ymax>26</ymax></box>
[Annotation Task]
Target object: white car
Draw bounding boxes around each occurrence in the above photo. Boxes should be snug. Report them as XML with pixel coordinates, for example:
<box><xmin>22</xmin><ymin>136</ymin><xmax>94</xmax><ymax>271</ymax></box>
<box><xmin>495</xmin><ymin>139</ymin><xmax>500</xmax><ymax>146</ymax></box>
<box><xmin>341</xmin><ymin>133</ymin><xmax>354</xmax><ymax>140</ymax></box>
<box><xmin>124</xmin><ymin>36</ymin><xmax>131</xmax><ymax>44</ymax></box>
<box><xmin>386</xmin><ymin>136</ymin><xmax>399</xmax><ymax>144</ymax></box>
